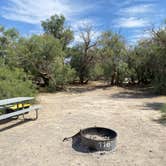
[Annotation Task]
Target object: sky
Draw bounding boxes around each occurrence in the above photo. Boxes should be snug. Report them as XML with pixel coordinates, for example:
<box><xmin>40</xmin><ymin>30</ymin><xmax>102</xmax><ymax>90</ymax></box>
<box><xmin>0</xmin><ymin>0</ymin><xmax>165</xmax><ymax>45</ymax></box>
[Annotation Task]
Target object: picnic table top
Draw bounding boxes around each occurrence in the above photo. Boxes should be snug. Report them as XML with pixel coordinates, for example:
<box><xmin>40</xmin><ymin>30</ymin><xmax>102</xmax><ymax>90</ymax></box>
<box><xmin>0</xmin><ymin>97</ymin><xmax>34</xmax><ymax>106</ymax></box>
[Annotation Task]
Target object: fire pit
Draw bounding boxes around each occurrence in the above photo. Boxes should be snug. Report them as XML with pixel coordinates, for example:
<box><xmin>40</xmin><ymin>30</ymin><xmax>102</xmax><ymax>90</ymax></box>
<box><xmin>63</xmin><ymin>127</ymin><xmax>117</xmax><ymax>152</ymax></box>
<box><xmin>80</xmin><ymin>127</ymin><xmax>117</xmax><ymax>151</ymax></box>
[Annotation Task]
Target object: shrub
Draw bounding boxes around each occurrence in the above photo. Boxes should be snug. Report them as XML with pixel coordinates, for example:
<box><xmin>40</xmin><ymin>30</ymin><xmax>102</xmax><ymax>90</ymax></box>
<box><xmin>153</xmin><ymin>77</ymin><xmax>166</xmax><ymax>95</ymax></box>
<box><xmin>161</xmin><ymin>104</ymin><xmax>166</xmax><ymax>114</ymax></box>
<box><xmin>47</xmin><ymin>63</ymin><xmax>76</xmax><ymax>91</ymax></box>
<box><xmin>0</xmin><ymin>67</ymin><xmax>36</xmax><ymax>100</ymax></box>
<box><xmin>90</xmin><ymin>63</ymin><xmax>104</xmax><ymax>80</ymax></box>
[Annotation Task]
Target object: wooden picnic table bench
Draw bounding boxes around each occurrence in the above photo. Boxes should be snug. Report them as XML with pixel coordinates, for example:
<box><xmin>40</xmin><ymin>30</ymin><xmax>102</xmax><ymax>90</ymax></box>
<box><xmin>0</xmin><ymin>97</ymin><xmax>41</xmax><ymax>121</ymax></box>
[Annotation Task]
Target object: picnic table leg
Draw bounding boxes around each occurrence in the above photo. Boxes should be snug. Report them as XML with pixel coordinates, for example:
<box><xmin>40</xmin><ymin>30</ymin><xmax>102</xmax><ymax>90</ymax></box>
<box><xmin>35</xmin><ymin>109</ymin><xmax>38</xmax><ymax>120</ymax></box>
<box><xmin>22</xmin><ymin>103</ymin><xmax>25</xmax><ymax>120</ymax></box>
<box><xmin>22</xmin><ymin>113</ymin><xmax>25</xmax><ymax>120</ymax></box>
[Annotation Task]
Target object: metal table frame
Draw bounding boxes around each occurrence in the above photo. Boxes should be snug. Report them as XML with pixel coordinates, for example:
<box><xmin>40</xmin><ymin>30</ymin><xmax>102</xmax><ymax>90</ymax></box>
<box><xmin>0</xmin><ymin>97</ymin><xmax>40</xmax><ymax>120</ymax></box>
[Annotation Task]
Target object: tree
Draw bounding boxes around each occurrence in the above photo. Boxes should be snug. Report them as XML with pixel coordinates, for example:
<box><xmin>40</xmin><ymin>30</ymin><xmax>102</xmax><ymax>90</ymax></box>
<box><xmin>99</xmin><ymin>31</ymin><xmax>127</xmax><ymax>85</ymax></box>
<box><xmin>8</xmin><ymin>35</ymin><xmax>75</xmax><ymax>89</ymax></box>
<box><xmin>127</xmin><ymin>39</ymin><xmax>155</xmax><ymax>84</ymax></box>
<box><xmin>41</xmin><ymin>15</ymin><xmax>73</xmax><ymax>50</ymax></box>
<box><xmin>126</xmin><ymin>21</ymin><xmax>166</xmax><ymax>93</ymax></box>
<box><xmin>151</xmin><ymin>25</ymin><xmax>166</xmax><ymax>94</ymax></box>
<box><xmin>70</xmin><ymin>24</ymin><xmax>98</xmax><ymax>84</ymax></box>
<box><xmin>0</xmin><ymin>25</ymin><xmax>19</xmax><ymax>64</ymax></box>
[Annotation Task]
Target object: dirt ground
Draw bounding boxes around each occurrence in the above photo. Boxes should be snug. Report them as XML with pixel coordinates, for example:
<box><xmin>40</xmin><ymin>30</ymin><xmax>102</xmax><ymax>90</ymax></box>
<box><xmin>0</xmin><ymin>82</ymin><xmax>166</xmax><ymax>166</ymax></box>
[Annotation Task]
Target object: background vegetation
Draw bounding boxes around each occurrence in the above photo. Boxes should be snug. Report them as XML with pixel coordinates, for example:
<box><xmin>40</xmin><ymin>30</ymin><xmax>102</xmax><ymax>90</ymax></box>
<box><xmin>0</xmin><ymin>15</ymin><xmax>166</xmax><ymax>100</ymax></box>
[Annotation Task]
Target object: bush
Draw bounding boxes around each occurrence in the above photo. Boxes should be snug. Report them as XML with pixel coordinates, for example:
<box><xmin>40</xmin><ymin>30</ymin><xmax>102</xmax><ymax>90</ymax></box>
<box><xmin>161</xmin><ymin>104</ymin><xmax>166</xmax><ymax>114</ymax></box>
<box><xmin>160</xmin><ymin>104</ymin><xmax>166</xmax><ymax>122</ymax></box>
<box><xmin>90</xmin><ymin>63</ymin><xmax>104</xmax><ymax>80</ymax></box>
<box><xmin>0</xmin><ymin>67</ymin><xmax>36</xmax><ymax>100</ymax></box>
<box><xmin>47</xmin><ymin>63</ymin><xmax>76</xmax><ymax>91</ymax></box>
<box><xmin>153</xmin><ymin>77</ymin><xmax>166</xmax><ymax>95</ymax></box>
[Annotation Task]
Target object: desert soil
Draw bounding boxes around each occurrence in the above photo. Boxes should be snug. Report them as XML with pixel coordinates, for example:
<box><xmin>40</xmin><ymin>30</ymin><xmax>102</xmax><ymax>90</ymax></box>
<box><xmin>0</xmin><ymin>82</ymin><xmax>166</xmax><ymax>166</ymax></box>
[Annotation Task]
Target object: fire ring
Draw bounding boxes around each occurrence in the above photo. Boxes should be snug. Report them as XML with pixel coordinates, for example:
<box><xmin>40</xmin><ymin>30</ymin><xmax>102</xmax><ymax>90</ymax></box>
<box><xmin>80</xmin><ymin>127</ymin><xmax>117</xmax><ymax>151</ymax></box>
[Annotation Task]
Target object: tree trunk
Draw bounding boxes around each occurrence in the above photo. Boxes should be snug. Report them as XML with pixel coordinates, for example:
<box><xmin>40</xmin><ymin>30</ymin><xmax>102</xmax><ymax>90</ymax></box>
<box><xmin>79</xmin><ymin>74</ymin><xmax>84</xmax><ymax>84</ymax></box>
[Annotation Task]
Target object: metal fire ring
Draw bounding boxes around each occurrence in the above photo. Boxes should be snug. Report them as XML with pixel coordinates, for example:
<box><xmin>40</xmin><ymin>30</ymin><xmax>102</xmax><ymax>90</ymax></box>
<box><xmin>80</xmin><ymin>127</ymin><xmax>117</xmax><ymax>151</ymax></box>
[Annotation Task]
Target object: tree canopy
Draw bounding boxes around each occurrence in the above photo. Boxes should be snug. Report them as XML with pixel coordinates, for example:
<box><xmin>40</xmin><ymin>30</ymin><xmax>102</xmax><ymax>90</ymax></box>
<box><xmin>41</xmin><ymin>14</ymin><xmax>73</xmax><ymax>50</ymax></box>
<box><xmin>0</xmin><ymin>15</ymin><xmax>166</xmax><ymax>98</ymax></box>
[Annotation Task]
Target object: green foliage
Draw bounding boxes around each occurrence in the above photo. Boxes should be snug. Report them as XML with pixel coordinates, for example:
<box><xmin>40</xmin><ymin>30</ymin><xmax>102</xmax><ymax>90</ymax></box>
<box><xmin>48</xmin><ymin>64</ymin><xmax>76</xmax><ymax>91</ymax></box>
<box><xmin>102</xmin><ymin>60</ymin><xmax>114</xmax><ymax>84</ymax></box>
<box><xmin>41</xmin><ymin>15</ymin><xmax>65</xmax><ymax>38</ymax></box>
<box><xmin>70</xmin><ymin>45</ymin><xmax>90</xmax><ymax>83</ymax></box>
<box><xmin>70</xmin><ymin>24</ymin><xmax>98</xmax><ymax>84</ymax></box>
<box><xmin>0</xmin><ymin>25</ymin><xmax>19</xmax><ymax>61</ymax></box>
<box><xmin>90</xmin><ymin>63</ymin><xmax>104</xmax><ymax>80</ymax></box>
<box><xmin>3</xmin><ymin>28</ymin><xmax>19</xmax><ymax>41</ymax></box>
<box><xmin>153</xmin><ymin>74</ymin><xmax>166</xmax><ymax>94</ymax></box>
<box><xmin>70</xmin><ymin>45</ymin><xmax>97</xmax><ymax>83</ymax></box>
<box><xmin>0</xmin><ymin>67</ymin><xmax>36</xmax><ymax>100</ymax></box>
<box><xmin>151</xmin><ymin>27</ymin><xmax>166</xmax><ymax>94</ymax></box>
<box><xmin>128</xmin><ymin>24</ymin><xmax>166</xmax><ymax>93</ymax></box>
<box><xmin>161</xmin><ymin>104</ymin><xmax>166</xmax><ymax>114</ymax></box>
<box><xmin>99</xmin><ymin>31</ymin><xmax>128</xmax><ymax>85</ymax></box>
<box><xmin>41</xmin><ymin>14</ymin><xmax>73</xmax><ymax>49</ymax></box>
<box><xmin>127</xmin><ymin>40</ymin><xmax>155</xmax><ymax>84</ymax></box>
<box><xmin>160</xmin><ymin>104</ymin><xmax>166</xmax><ymax>122</ymax></box>
<box><xmin>0</xmin><ymin>15</ymin><xmax>166</xmax><ymax>95</ymax></box>
<box><xmin>8</xmin><ymin>34</ymin><xmax>75</xmax><ymax>89</ymax></box>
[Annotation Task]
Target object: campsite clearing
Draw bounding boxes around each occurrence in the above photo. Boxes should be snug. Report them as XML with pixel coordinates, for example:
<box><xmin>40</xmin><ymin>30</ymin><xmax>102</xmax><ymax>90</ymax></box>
<box><xmin>0</xmin><ymin>82</ymin><xmax>166</xmax><ymax>166</ymax></box>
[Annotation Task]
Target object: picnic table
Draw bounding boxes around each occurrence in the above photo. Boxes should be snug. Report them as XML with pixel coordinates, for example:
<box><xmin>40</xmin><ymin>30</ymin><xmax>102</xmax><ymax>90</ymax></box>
<box><xmin>0</xmin><ymin>97</ymin><xmax>41</xmax><ymax>121</ymax></box>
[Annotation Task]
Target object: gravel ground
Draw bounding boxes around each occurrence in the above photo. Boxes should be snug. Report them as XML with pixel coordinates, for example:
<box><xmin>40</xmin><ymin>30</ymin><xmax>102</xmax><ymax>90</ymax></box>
<box><xmin>0</xmin><ymin>82</ymin><xmax>166</xmax><ymax>166</ymax></box>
